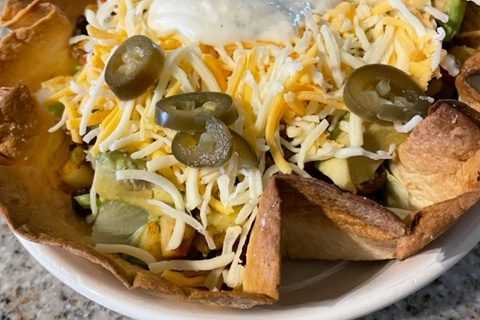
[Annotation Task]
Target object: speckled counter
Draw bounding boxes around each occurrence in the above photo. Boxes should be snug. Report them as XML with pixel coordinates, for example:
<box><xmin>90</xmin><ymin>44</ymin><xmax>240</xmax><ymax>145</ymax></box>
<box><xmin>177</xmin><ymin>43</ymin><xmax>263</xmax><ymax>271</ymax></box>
<box><xmin>1</xmin><ymin>219</ymin><xmax>480</xmax><ymax>320</ymax></box>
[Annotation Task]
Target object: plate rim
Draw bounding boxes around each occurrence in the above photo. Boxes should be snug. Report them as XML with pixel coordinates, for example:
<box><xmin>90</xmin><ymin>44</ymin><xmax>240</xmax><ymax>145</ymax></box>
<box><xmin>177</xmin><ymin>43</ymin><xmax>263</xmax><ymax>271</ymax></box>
<box><xmin>16</xmin><ymin>224</ymin><xmax>478</xmax><ymax>320</ymax></box>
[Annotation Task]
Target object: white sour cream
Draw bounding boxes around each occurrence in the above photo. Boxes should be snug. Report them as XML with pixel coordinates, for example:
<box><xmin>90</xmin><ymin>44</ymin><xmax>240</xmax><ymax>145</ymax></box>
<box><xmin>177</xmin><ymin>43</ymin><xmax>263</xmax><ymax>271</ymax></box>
<box><xmin>148</xmin><ymin>0</ymin><xmax>341</xmax><ymax>46</ymax></box>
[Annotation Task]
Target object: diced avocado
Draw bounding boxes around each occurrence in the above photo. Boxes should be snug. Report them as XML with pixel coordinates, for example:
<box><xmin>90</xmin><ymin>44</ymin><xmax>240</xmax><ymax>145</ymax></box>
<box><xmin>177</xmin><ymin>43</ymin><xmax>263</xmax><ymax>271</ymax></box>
<box><xmin>96</xmin><ymin>151</ymin><xmax>146</xmax><ymax>172</ymax></box>
<box><xmin>433</xmin><ymin>0</ymin><xmax>466</xmax><ymax>41</ymax></box>
<box><xmin>363</xmin><ymin>123</ymin><xmax>408</xmax><ymax>151</ymax></box>
<box><xmin>94</xmin><ymin>152</ymin><xmax>152</xmax><ymax>202</ymax></box>
<box><xmin>318</xmin><ymin>122</ymin><xmax>407</xmax><ymax>193</ymax></box>
<box><xmin>92</xmin><ymin>200</ymin><xmax>149</xmax><ymax>244</ymax></box>
<box><xmin>317</xmin><ymin>157</ymin><xmax>382</xmax><ymax>193</ymax></box>
<box><xmin>317</xmin><ymin>158</ymin><xmax>355</xmax><ymax>193</ymax></box>
<box><xmin>384</xmin><ymin>170</ymin><xmax>411</xmax><ymax>210</ymax></box>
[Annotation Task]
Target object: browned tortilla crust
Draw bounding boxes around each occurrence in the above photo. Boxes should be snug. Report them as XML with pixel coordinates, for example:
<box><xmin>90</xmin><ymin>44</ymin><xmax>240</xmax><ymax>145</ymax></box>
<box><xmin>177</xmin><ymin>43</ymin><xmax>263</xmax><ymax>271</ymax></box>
<box><xmin>392</xmin><ymin>102</ymin><xmax>480</xmax><ymax>209</ymax></box>
<box><xmin>0</xmin><ymin>1</ymin><xmax>75</xmax><ymax>90</ymax></box>
<box><xmin>243</xmin><ymin>178</ymin><xmax>282</xmax><ymax>300</ymax></box>
<box><xmin>456</xmin><ymin>52</ymin><xmax>480</xmax><ymax>113</ymax></box>
<box><xmin>275</xmin><ymin>175</ymin><xmax>404</xmax><ymax>261</ymax></box>
<box><xmin>1</xmin><ymin>0</ymin><xmax>94</xmax><ymax>23</ymax></box>
<box><xmin>397</xmin><ymin>190</ymin><xmax>480</xmax><ymax>258</ymax></box>
<box><xmin>0</xmin><ymin>85</ymin><xmax>36</xmax><ymax>159</ymax></box>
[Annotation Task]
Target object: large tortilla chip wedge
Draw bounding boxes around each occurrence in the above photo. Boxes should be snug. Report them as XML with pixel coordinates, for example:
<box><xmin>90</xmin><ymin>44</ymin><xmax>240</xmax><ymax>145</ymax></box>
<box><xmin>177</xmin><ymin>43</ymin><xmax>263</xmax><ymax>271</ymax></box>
<box><xmin>266</xmin><ymin>175</ymin><xmax>479</xmax><ymax>261</ymax></box>
<box><xmin>0</xmin><ymin>84</ymin><xmax>279</xmax><ymax>308</ymax></box>
<box><xmin>274</xmin><ymin>102</ymin><xmax>480</xmax><ymax>261</ymax></box>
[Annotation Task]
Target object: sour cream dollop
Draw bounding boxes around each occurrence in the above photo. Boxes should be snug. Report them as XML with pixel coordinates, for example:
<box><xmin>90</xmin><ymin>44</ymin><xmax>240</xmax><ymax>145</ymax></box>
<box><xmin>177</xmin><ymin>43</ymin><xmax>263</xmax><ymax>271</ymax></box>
<box><xmin>148</xmin><ymin>0</ymin><xmax>340</xmax><ymax>46</ymax></box>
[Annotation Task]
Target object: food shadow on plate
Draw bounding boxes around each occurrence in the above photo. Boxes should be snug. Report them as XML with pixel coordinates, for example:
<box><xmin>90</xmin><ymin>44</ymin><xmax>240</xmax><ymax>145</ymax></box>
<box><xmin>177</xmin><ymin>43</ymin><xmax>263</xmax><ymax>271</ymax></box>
<box><xmin>272</xmin><ymin>260</ymin><xmax>386</xmax><ymax>307</ymax></box>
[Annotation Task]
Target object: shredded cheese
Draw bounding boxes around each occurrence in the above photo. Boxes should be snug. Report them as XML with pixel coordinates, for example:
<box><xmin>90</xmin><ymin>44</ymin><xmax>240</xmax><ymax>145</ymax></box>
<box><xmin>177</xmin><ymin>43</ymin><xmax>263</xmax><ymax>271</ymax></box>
<box><xmin>116</xmin><ymin>170</ymin><xmax>185</xmax><ymax>209</ymax></box>
<box><xmin>99</xmin><ymin>100</ymin><xmax>135</xmax><ymax>151</ymax></box>
<box><xmin>48</xmin><ymin>108</ymin><xmax>69</xmax><ymax>133</ymax></box>
<box><xmin>394</xmin><ymin>115</ymin><xmax>423</xmax><ymax>133</ymax></box>
<box><xmin>96</xmin><ymin>244</ymin><xmax>156</xmax><ymax>264</ymax></box>
<box><xmin>149</xmin><ymin>253</ymin><xmax>235</xmax><ymax>273</ymax></box>
<box><xmin>424</xmin><ymin>5</ymin><xmax>449</xmax><ymax>23</ymax></box>
<box><xmin>388</xmin><ymin>0</ymin><xmax>426</xmax><ymax>37</ymax></box>
<box><xmin>146</xmin><ymin>155</ymin><xmax>179</xmax><ymax>172</ymax></box>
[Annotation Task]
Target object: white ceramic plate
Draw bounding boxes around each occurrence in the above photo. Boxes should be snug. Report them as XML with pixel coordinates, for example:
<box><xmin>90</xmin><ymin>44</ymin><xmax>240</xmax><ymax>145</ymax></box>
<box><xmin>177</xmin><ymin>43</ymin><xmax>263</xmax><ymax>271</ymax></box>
<box><xmin>16</xmin><ymin>202</ymin><xmax>480</xmax><ymax>320</ymax></box>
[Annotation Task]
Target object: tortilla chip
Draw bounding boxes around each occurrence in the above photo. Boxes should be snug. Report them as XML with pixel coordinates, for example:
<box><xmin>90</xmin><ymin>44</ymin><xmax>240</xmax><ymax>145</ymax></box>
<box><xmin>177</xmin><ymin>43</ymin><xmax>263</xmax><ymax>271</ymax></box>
<box><xmin>273</xmin><ymin>175</ymin><xmax>405</xmax><ymax>261</ymax></box>
<box><xmin>271</xmin><ymin>176</ymin><xmax>480</xmax><ymax>261</ymax></box>
<box><xmin>0</xmin><ymin>84</ymin><xmax>278</xmax><ymax>308</ymax></box>
<box><xmin>0</xmin><ymin>1</ymin><xmax>75</xmax><ymax>90</ymax></box>
<box><xmin>391</xmin><ymin>102</ymin><xmax>480</xmax><ymax>209</ymax></box>
<box><xmin>275</xmin><ymin>102</ymin><xmax>480</xmax><ymax>261</ymax></box>
<box><xmin>456</xmin><ymin>52</ymin><xmax>480</xmax><ymax>113</ymax></box>
<box><xmin>1</xmin><ymin>0</ymin><xmax>94</xmax><ymax>23</ymax></box>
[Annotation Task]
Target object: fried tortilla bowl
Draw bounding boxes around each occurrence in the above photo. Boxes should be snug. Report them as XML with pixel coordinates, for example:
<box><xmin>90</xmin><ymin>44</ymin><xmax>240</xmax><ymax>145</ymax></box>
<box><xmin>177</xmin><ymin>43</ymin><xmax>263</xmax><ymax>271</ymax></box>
<box><xmin>1</xmin><ymin>0</ymin><xmax>480</xmax><ymax>309</ymax></box>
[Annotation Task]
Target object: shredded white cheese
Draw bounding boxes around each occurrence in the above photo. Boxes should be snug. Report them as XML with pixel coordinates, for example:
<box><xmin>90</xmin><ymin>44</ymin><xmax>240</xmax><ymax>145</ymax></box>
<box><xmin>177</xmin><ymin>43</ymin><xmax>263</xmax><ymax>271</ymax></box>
<box><xmin>130</xmin><ymin>138</ymin><xmax>166</xmax><ymax>160</ymax></box>
<box><xmin>185</xmin><ymin>167</ymin><xmax>202</xmax><ymax>211</ymax></box>
<box><xmin>109</xmin><ymin>132</ymin><xmax>144</xmax><ymax>151</ymax></box>
<box><xmin>83</xmin><ymin>128</ymin><xmax>101</xmax><ymax>144</ymax></box>
<box><xmin>146</xmin><ymin>155</ymin><xmax>179</xmax><ymax>172</ymax></box>
<box><xmin>48</xmin><ymin>108</ymin><xmax>68</xmax><ymax>133</ymax></box>
<box><xmin>388</xmin><ymin>0</ymin><xmax>426</xmax><ymax>37</ymax></box>
<box><xmin>348</xmin><ymin>113</ymin><xmax>364</xmax><ymax>147</ymax></box>
<box><xmin>334</xmin><ymin>145</ymin><xmax>395</xmax><ymax>160</ymax></box>
<box><xmin>149</xmin><ymin>253</ymin><xmax>235</xmax><ymax>273</ymax></box>
<box><xmin>441</xmin><ymin>53</ymin><xmax>460</xmax><ymax>77</ymax></box>
<box><xmin>96</xmin><ymin>244</ymin><xmax>156</xmax><ymax>264</ymax></box>
<box><xmin>424</xmin><ymin>5</ymin><xmax>449</xmax><ymax>23</ymax></box>
<box><xmin>394</xmin><ymin>115</ymin><xmax>423</xmax><ymax>133</ymax></box>
<box><xmin>224</xmin><ymin>207</ymin><xmax>257</xmax><ymax>288</ymax></box>
<box><xmin>79</xmin><ymin>68</ymin><xmax>107</xmax><ymax>136</ymax></box>
<box><xmin>320</xmin><ymin>24</ymin><xmax>344</xmax><ymax>88</ymax></box>
<box><xmin>116</xmin><ymin>170</ymin><xmax>185</xmax><ymax>210</ymax></box>
<box><xmin>147</xmin><ymin>199</ymin><xmax>215</xmax><ymax>249</ymax></box>
<box><xmin>297</xmin><ymin>119</ymin><xmax>329</xmax><ymax>169</ymax></box>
